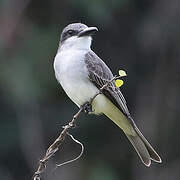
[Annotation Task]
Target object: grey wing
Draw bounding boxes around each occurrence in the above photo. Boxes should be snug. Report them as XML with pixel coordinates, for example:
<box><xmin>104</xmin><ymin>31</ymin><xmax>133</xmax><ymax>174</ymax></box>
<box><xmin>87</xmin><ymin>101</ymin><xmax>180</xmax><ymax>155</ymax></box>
<box><xmin>85</xmin><ymin>51</ymin><xmax>131</xmax><ymax>118</ymax></box>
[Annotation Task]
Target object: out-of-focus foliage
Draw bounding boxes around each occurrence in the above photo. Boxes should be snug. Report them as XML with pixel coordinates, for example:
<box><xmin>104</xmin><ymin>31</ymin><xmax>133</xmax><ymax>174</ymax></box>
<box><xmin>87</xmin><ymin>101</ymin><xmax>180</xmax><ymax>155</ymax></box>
<box><xmin>69</xmin><ymin>0</ymin><xmax>130</xmax><ymax>24</ymax></box>
<box><xmin>0</xmin><ymin>0</ymin><xmax>180</xmax><ymax>180</ymax></box>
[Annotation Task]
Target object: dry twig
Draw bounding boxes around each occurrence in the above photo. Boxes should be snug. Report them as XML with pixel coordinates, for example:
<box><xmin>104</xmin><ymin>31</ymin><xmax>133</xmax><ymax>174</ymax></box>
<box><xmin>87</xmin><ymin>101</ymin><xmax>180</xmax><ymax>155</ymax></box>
<box><xmin>32</xmin><ymin>75</ymin><xmax>121</xmax><ymax>180</ymax></box>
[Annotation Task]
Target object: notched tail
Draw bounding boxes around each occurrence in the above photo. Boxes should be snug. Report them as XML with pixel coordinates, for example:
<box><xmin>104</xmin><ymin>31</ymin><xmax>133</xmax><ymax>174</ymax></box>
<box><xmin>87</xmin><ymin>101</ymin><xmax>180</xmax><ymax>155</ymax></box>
<box><xmin>126</xmin><ymin>124</ymin><xmax>162</xmax><ymax>166</ymax></box>
<box><xmin>134</xmin><ymin>125</ymin><xmax>162</xmax><ymax>163</ymax></box>
<box><xmin>126</xmin><ymin>134</ymin><xmax>151</xmax><ymax>166</ymax></box>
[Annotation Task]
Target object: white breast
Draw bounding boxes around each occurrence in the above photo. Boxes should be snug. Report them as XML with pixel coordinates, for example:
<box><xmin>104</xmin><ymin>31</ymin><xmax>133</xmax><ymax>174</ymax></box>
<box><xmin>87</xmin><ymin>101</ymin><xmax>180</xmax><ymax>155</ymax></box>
<box><xmin>54</xmin><ymin>49</ymin><xmax>100</xmax><ymax>107</ymax></box>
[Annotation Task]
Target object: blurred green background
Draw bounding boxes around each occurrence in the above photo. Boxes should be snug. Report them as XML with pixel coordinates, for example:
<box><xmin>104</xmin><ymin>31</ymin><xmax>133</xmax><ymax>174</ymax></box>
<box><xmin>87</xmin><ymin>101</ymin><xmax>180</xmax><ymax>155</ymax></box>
<box><xmin>0</xmin><ymin>0</ymin><xmax>180</xmax><ymax>179</ymax></box>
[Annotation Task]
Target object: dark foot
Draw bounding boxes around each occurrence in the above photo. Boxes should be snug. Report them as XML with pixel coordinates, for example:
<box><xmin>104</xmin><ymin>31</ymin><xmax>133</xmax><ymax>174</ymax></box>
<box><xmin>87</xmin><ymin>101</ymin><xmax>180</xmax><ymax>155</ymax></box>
<box><xmin>81</xmin><ymin>102</ymin><xmax>93</xmax><ymax>114</ymax></box>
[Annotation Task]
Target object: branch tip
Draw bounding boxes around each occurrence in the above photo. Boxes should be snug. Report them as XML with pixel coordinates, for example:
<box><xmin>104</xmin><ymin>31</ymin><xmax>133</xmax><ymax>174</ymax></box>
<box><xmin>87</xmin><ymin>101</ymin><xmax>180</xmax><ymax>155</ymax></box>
<box><xmin>56</xmin><ymin>133</ymin><xmax>84</xmax><ymax>167</ymax></box>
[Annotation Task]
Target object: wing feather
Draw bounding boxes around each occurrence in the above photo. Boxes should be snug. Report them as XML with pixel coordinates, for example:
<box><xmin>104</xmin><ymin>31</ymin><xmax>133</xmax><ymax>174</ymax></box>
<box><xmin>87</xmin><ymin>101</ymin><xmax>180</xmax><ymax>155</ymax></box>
<box><xmin>85</xmin><ymin>51</ymin><xmax>131</xmax><ymax>118</ymax></box>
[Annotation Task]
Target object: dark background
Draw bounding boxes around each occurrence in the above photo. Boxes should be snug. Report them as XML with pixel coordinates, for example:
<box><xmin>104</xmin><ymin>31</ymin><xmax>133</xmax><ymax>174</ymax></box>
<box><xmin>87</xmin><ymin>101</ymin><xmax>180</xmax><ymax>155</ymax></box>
<box><xmin>0</xmin><ymin>0</ymin><xmax>180</xmax><ymax>180</ymax></box>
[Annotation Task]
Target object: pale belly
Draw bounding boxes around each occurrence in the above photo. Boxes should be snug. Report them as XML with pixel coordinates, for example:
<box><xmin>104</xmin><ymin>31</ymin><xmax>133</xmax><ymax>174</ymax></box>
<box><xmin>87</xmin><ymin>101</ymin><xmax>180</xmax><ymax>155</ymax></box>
<box><xmin>60</xmin><ymin>75</ymin><xmax>98</xmax><ymax>107</ymax></box>
<box><xmin>54</xmin><ymin>49</ymin><xmax>105</xmax><ymax>113</ymax></box>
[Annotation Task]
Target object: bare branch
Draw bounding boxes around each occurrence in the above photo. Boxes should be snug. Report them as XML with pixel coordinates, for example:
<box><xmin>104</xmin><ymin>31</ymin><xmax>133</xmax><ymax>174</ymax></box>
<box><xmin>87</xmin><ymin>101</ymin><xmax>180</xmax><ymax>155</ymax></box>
<box><xmin>32</xmin><ymin>107</ymin><xmax>83</xmax><ymax>180</ymax></box>
<box><xmin>32</xmin><ymin>75</ymin><xmax>121</xmax><ymax>180</ymax></box>
<box><xmin>56</xmin><ymin>133</ymin><xmax>84</xmax><ymax>167</ymax></box>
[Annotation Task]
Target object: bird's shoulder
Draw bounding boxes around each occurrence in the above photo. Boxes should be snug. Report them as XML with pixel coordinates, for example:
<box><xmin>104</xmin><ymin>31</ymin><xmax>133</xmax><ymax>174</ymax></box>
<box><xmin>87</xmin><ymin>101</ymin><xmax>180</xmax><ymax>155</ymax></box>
<box><xmin>85</xmin><ymin>50</ymin><xmax>113</xmax><ymax>81</ymax></box>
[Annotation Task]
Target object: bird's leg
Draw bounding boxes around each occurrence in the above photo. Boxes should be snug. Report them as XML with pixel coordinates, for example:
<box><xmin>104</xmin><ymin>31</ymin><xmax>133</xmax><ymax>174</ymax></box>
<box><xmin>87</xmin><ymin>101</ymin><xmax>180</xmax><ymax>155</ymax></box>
<box><xmin>81</xmin><ymin>102</ymin><xmax>93</xmax><ymax>114</ymax></box>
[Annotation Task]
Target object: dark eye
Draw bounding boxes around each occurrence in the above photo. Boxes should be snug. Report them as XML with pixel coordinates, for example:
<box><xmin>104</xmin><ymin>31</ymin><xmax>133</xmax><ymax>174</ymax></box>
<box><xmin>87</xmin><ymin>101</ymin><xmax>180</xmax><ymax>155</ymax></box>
<box><xmin>67</xmin><ymin>30</ymin><xmax>74</xmax><ymax>35</ymax></box>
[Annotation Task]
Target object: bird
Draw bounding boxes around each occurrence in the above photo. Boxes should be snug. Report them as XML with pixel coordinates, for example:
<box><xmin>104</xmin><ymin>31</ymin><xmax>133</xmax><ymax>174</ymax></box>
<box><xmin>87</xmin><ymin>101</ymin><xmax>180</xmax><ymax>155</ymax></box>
<box><xmin>53</xmin><ymin>23</ymin><xmax>162</xmax><ymax>166</ymax></box>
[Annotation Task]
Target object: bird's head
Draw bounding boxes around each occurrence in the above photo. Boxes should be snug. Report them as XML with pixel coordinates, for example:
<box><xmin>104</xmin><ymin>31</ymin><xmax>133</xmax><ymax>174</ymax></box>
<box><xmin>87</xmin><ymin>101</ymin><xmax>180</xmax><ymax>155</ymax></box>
<box><xmin>59</xmin><ymin>23</ymin><xmax>98</xmax><ymax>50</ymax></box>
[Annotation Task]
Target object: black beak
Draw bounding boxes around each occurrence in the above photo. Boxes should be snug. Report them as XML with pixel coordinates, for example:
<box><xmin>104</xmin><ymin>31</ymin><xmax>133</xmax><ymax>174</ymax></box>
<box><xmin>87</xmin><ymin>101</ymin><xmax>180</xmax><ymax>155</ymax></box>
<box><xmin>78</xmin><ymin>27</ymin><xmax>98</xmax><ymax>37</ymax></box>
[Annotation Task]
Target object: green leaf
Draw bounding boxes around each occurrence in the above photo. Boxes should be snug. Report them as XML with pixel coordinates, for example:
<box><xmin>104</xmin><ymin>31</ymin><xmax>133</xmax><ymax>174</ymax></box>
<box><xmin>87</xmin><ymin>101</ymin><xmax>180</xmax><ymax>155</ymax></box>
<box><xmin>119</xmin><ymin>70</ymin><xmax>127</xmax><ymax>77</ymax></box>
<box><xmin>115</xmin><ymin>79</ymin><xmax>124</xmax><ymax>87</ymax></box>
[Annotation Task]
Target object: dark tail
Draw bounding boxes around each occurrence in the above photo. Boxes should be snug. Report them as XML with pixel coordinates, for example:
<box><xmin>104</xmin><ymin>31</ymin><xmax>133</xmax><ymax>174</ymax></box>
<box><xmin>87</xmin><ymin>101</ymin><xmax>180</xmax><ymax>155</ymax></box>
<box><xmin>126</xmin><ymin>124</ymin><xmax>162</xmax><ymax>166</ymax></box>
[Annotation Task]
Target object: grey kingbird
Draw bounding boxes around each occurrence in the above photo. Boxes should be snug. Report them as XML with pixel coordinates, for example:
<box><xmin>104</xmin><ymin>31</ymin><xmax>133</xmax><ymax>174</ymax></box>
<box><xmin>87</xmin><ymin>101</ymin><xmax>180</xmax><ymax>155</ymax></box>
<box><xmin>53</xmin><ymin>23</ymin><xmax>162</xmax><ymax>166</ymax></box>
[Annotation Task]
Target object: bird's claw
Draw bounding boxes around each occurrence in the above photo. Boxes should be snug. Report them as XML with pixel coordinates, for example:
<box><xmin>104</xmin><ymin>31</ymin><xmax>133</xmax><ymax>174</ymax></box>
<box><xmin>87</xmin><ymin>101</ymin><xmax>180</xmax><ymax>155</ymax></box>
<box><xmin>82</xmin><ymin>102</ymin><xmax>93</xmax><ymax>114</ymax></box>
